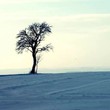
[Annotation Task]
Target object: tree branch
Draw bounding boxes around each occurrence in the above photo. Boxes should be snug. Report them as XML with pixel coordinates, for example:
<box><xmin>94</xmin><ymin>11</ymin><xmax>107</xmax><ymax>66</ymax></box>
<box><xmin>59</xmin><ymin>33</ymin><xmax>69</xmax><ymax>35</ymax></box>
<box><xmin>26</xmin><ymin>48</ymin><xmax>32</xmax><ymax>53</ymax></box>
<box><xmin>36</xmin><ymin>44</ymin><xmax>53</xmax><ymax>53</ymax></box>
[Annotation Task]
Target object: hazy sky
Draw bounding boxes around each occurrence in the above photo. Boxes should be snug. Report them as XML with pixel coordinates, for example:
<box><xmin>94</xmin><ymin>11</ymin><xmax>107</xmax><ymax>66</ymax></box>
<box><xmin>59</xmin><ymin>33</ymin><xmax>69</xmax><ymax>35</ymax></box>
<box><xmin>0</xmin><ymin>0</ymin><xmax>110</xmax><ymax>72</ymax></box>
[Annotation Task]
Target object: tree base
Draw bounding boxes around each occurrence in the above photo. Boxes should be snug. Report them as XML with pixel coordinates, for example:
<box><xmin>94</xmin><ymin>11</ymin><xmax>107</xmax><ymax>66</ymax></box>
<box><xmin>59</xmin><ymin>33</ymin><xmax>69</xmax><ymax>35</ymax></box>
<box><xmin>29</xmin><ymin>71</ymin><xmax>37</xmax><ymax>74</ymax></box>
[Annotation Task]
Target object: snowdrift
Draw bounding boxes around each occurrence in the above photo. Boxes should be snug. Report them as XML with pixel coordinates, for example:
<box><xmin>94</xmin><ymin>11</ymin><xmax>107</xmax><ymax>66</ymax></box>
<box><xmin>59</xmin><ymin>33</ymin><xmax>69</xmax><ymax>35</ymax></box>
<box><xmin>0</xmin><ymin>72</ymin><xmax>110</xmax><ymax>110</ymax></box>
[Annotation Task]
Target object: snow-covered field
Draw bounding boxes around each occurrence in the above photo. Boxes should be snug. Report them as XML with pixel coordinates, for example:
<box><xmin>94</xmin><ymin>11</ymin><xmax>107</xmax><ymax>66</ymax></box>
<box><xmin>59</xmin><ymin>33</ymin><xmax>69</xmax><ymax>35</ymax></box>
<box><xmin>0</xmin><ymin>72</ymin><xmax>110</xmax><ymax>110</ymax></box>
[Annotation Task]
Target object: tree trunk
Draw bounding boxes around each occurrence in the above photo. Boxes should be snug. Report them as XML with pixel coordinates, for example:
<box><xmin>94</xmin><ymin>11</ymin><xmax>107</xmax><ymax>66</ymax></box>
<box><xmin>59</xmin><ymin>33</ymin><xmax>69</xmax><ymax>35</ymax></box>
<box><xmin>30</xmin><ymin>52</ymin><xmax>37</xmax><ymax>74</ymax></box>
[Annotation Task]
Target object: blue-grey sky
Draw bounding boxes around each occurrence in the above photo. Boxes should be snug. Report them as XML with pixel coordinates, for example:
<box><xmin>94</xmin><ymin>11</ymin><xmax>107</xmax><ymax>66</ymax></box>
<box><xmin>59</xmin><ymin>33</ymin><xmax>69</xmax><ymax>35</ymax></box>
<box><xmin>0</xmin><ymin>0</ymin><xmax>110</xmax><ymax>71</ymax></box>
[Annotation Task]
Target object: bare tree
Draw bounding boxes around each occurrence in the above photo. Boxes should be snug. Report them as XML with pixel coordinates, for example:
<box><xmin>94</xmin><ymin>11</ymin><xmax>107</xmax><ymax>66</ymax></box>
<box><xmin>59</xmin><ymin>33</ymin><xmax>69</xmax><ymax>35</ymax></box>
<box><xmin>16</xmin><ymin>22</ymin><xmax>53</xmax><ymax>74</ymax></box>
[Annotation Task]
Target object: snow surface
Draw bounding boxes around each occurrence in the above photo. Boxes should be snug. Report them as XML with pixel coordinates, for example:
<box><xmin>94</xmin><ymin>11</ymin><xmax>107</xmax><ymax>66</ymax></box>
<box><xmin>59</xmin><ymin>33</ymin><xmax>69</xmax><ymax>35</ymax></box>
<box><xmin>0</xmin><ymin>72</ymin><xmax>110</xmax><ymax>110</ymax></box>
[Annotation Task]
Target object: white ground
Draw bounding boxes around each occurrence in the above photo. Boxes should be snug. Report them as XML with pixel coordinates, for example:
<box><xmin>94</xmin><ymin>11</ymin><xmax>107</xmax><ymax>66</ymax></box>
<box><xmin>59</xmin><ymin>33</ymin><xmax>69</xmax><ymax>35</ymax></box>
<box><xmin>0</xmin><ymin>72</ymin><xmax>110</xmax><ymax>110</ymax></box>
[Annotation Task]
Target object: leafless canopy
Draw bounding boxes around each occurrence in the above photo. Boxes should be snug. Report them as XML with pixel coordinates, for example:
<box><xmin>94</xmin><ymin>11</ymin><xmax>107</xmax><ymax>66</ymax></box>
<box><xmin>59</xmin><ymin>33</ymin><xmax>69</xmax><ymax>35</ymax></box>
<box><xmin>16</xmin><ymin>22</ymin><xmax>53</xmax><ymax>54</ymax></box>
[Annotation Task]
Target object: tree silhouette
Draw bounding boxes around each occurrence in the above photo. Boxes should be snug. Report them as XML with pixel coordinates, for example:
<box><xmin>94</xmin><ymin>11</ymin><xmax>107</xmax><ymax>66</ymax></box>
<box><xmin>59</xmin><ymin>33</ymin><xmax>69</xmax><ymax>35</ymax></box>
<box><xmin>16</xmin><ymin>22</ymin><xmax>52</xmax><ymax>74</ymax></box>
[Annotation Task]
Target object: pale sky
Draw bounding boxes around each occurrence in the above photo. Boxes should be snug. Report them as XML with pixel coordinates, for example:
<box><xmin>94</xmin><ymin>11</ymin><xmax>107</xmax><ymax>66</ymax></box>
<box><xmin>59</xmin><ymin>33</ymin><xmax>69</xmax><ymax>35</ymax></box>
<box><xmin>0</xmin><ymin>0</ymin><xmax>110</xmax><ymax>72</ymax></box>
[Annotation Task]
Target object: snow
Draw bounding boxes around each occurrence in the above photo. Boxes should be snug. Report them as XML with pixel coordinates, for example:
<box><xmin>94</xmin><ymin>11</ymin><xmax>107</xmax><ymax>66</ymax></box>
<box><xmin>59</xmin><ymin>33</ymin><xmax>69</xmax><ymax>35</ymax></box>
<box><xmin>0</xmin><ymin>72</ymin><xmax>110</xmax><ymax>110</ymax></box>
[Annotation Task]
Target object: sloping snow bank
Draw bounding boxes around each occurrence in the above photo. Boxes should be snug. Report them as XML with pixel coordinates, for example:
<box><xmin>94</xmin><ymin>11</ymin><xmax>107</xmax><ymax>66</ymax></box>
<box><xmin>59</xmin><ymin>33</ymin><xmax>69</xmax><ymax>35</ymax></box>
<box><xmin>0</xmin><ymin>72</ymin><xmax>110</xmax><ymax>110</ymax></box>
